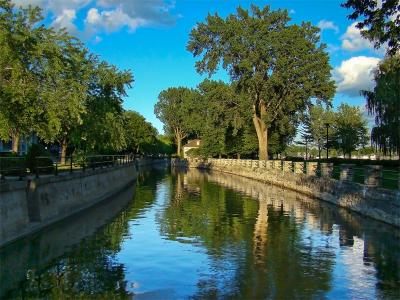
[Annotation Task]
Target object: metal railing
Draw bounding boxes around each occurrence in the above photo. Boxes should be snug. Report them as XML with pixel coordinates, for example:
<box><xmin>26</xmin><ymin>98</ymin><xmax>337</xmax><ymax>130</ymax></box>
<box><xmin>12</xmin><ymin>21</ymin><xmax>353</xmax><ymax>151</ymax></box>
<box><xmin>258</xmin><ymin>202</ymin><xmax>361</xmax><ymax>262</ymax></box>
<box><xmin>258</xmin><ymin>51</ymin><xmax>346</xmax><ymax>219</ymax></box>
<box><xmin>0</xmin><ymin>154</ymin><xmax>136</xmax><ymax>181</ymax></box>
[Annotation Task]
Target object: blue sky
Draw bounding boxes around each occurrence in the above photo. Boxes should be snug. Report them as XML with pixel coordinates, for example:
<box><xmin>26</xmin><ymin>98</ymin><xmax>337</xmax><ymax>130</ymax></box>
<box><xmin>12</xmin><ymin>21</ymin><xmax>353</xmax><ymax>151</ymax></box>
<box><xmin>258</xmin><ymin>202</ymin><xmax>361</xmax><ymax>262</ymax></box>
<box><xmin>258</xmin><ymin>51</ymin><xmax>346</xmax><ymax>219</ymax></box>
<box><xmin>14</xmin><ymin>0</ymin><xmax>385</xmax><ymax>132</ymax></box>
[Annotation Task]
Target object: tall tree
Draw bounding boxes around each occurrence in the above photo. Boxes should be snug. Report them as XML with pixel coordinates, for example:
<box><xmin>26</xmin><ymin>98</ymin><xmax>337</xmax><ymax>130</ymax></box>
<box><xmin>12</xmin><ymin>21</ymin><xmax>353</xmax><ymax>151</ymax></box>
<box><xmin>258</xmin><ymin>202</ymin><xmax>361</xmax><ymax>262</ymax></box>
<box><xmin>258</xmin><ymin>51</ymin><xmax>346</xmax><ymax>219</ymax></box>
<box><xmin>363</xmin><ymin>55</ymin><xmax>400</xmax><ymax>156</ymax></box>
<box><xmin>0</xmin><ymin>1</ymin><xmax>46</xmax><ymax>152</ymax></box>
<box><xmin>124</xmin><ymin>110</ymin><xmax>158</xmax><ymax>154</ymax></box>
<box><xmin>155</xmin><ymin>87</ymin><xmax>200</xmax><ymax>156</ymax></box>
<box><xmin>187</xmin><ymin>5</ymin><xmax>335</xmax><ymax>160</ymax></box>
<box><xmin>342</xmin><ymin>0</ymin><xmax>400</xmax><ymax>55</ymax></box>
<box><xmin>72</xmin><ymin>61</ymin><xmax>133</xmax><ymax>154</ymax></box>
<box><xmin>332</xmin><ymin>104</ymin><xmax>369</xmax><ymax>158</ymax></box>
<box><xmin>35</xmin><ymin>32</ymin><xmax>91</xmax><ymax>163</ymax></box>
<box><xmin>304</xmin><ymin>105</ymin><xmax>336</xmax><ymax>159</ymax></box>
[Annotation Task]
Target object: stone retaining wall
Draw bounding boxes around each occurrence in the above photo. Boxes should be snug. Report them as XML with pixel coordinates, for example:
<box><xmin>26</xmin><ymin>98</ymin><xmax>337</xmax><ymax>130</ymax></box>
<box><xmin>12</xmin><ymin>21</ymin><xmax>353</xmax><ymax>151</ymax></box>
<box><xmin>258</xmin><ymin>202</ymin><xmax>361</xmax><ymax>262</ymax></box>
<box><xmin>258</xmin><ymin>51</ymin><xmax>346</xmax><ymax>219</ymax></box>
<box><xmin>186</xmin><ymin>158</ymin><xmax>400</xmax><ymax>227</ymax></box>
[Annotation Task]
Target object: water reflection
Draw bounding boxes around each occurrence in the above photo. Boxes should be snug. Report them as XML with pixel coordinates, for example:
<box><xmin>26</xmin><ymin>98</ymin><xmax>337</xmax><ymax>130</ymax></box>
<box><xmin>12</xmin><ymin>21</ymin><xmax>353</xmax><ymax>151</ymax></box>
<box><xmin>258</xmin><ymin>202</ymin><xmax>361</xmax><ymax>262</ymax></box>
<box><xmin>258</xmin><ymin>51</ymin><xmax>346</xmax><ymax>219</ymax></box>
<box><xmin>0</xmin><ymin>167</ymin><xmax>399</xmax><ymax>299</ymax></box>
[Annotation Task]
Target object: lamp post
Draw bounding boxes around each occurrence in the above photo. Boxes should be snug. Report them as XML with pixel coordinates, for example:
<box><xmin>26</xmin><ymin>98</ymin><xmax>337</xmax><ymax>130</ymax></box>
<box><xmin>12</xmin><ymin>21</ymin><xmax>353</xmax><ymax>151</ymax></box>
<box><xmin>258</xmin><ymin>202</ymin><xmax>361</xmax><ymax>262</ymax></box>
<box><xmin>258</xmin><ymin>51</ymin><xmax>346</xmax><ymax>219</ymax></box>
<box><xmin>325</xmin><ymin>123</ymin><xmax>330</xmax><ymax>159</ymax></box>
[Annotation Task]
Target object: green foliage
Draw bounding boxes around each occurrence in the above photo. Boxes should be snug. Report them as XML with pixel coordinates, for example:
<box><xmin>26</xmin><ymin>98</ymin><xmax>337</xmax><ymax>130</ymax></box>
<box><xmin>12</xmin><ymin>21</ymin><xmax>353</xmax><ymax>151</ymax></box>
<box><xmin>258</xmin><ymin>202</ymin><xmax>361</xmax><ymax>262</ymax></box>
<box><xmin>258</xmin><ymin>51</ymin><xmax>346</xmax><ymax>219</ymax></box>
<box><xmin>124</xmin><ymin>110</ymin><xmax>158</xmax><ymax>154</ymax></box>
<box><xmin>342</xmin><ymin>0</ymin><xmax>400</xmax><ymax>55</ymax></box>
<box><xmin>155</xmin><ymin>87</ymin><xmax>200</xmax><ymax>156</ymax></box>
<box><xmin>331</xmin><ymin>104</ymin><xmax>369</xmax><ymax>158</ymax></box>
<box><xmin>25</xmin><ymin>144</ymin><xmax>53</xmax><ymax>174</ymax></box>
<box><xmin>302</xmin><ymin>105</ymin><xmax>336</xmax><ymax>158</ymax></box>
<box><xmin>0</xmin><ymin>1</ymin><xmax>137</xmax><ymax>157</ymax></box>
<box><xmin>363</xmin><ymin>55</ymin><xmax>400</xmax><ymax>155</ymax></box>
<box><xmin>187</xmin><ymin>4</ymin><xmax>335</xmax><ymax>159</ymax></box>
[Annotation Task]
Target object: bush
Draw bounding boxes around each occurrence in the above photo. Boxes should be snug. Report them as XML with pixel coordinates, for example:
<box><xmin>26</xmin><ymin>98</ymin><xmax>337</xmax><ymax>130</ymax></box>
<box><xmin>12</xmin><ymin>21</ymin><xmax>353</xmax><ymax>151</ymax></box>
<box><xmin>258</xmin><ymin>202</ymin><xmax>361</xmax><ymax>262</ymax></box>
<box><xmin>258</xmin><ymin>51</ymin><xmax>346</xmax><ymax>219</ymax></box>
<box><xmin>26</xmin><ymin>144</ymin><xmax>54</xmax><ymax>174</ymax></box>
<box><xmin>0</xmin><ymin>157</ymin><xmax>26</xmax><ymax>176</ymax></box>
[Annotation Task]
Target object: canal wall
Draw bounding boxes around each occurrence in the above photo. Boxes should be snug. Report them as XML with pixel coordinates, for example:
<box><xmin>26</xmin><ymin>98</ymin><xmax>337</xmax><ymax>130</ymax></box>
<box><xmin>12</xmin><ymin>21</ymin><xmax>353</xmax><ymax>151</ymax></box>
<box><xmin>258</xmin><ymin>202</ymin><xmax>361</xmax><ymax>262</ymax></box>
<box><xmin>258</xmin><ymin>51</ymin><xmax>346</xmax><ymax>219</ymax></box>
<box><xmin>0</xmin><ymin>158</ymin><xmax>168</xmax><ymax>247</ymax></box>
<box><xmin>0</xmin><ymin>183</ymin><xmax>136</xmax><ymax>298</ymax></box>
<box><xmin>182</xmin><ymin>158</ymin><xmax>400</xmax><ymax>227</ymax></box>
<box><xmin>0</xmin><ymin>163</ymin><xmax>136</xmax><ymax>247</ymax></box>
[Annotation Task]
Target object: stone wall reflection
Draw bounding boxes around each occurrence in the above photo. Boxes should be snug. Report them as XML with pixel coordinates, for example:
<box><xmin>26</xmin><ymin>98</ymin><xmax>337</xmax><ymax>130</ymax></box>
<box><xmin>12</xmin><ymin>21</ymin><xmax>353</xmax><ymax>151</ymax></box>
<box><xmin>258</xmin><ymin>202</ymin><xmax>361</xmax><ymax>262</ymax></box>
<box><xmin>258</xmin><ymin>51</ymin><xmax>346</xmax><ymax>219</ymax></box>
<box><xmin>170</xmin><ymin>168</ymin><xmax>400</xmax><ymax>299</ymax></box>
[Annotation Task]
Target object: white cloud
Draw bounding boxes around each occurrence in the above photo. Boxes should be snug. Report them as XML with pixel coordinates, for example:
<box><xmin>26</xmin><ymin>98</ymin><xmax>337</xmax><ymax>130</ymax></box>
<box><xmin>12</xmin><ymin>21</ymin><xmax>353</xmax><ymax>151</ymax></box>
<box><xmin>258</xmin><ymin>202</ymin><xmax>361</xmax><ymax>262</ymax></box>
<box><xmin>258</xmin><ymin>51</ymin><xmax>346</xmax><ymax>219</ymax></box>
<box><xmin>317</xmin><ymin>20</ymin><xmax>339</xmax><ymax>33</ymax></box>
<box><xmin>11</xmin><ymin>0</ymin><xmax>176</xmax><ymax>37</ymax></box>
<box><xmin>333</xmin><ymin>56</ymin><xmax>381</xmax><ymax>97</ymax></box>
<box><xmin>85</xmin><ymin>7</ymin><xmax>146</xmax><ymax>33</ymax></box>
<box><xmin>51</xmin><ymin>9</ymin><xmax>78</xmax><ymax>34</ymax></box>
<box><xmin>341</xmin><ymin>22</ymin><xmax>375</xmax><ymax>51</ymax></box>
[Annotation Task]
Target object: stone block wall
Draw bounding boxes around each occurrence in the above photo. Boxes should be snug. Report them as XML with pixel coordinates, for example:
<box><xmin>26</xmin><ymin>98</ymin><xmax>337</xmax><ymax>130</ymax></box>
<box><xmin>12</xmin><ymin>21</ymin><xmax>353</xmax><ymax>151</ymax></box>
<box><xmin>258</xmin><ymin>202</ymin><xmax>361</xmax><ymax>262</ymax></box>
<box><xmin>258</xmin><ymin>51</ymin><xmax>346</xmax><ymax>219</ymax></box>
<box><xmin>186</xmin><ymin>158</ymin><xmax>400</xmax><ymax>227</ymax></box>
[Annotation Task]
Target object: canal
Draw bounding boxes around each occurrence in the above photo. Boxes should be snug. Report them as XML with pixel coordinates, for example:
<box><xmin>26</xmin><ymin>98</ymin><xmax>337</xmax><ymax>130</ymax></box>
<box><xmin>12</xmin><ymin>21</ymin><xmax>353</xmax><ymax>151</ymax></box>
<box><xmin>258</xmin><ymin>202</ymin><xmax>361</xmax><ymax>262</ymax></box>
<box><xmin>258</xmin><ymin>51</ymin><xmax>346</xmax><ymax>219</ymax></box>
<box><xmin>1</xmin><ymin>166</ymin><xmax>399</xmax><ymax>299</ymax></box>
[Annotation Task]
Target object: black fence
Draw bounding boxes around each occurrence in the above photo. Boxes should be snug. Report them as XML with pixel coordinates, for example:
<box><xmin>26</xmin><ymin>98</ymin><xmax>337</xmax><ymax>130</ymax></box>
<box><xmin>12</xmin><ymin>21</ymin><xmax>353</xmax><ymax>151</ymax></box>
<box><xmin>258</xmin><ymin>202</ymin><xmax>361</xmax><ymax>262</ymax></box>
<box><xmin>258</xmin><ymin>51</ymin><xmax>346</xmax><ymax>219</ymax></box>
<box><xmin>0</xmin><ymin>155</ymin><xmax>136</xmax><ymax>181</ymax></box>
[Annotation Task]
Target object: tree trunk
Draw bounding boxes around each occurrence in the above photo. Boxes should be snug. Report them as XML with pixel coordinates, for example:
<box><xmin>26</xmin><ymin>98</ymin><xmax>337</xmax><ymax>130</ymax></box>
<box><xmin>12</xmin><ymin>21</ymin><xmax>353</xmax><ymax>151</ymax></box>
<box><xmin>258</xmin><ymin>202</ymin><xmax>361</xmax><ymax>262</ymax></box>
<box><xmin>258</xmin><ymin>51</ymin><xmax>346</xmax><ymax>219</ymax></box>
<box><xmin>176</xmin><ymin>136</ymin><xmax>182</xmax><ymax>157</ymax></box>
<box><xmin>318</xmin><ymin>146</ymin><xmax>321</xmax><ymax>160</ymax></box>
<box><xmin>237</xmin><ymin>153</ymin><xmax>241</xmax><ymax>159</ymax></box>
<box><xmin>60</xmin><ymin>137</ymin><xmax>67</xmax><ymax>165</ymax></box>
<box><xmin>253</xmin><ymin>114</ymin><xmax>268</xmax><ymax>160</ymax></box>
<box><xmin>11</xmin><ymin>131</ymin><xmax>19</xmax><ymax>154</ymax></box>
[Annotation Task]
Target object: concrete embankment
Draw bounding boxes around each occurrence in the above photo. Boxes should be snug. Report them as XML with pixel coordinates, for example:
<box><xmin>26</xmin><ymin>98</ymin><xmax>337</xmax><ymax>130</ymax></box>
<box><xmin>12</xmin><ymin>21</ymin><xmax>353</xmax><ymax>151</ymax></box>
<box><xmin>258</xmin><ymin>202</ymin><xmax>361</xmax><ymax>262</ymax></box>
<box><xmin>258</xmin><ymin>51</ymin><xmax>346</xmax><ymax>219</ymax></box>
<box><xmin>183</xmin><ymin>159</ymin><xmax>400</xmax><ymax>227</ymax></box>
<box><xmin>0</xmin><ymin>158</ymin><xmax>168</xmax><ymax>247</ymax></box>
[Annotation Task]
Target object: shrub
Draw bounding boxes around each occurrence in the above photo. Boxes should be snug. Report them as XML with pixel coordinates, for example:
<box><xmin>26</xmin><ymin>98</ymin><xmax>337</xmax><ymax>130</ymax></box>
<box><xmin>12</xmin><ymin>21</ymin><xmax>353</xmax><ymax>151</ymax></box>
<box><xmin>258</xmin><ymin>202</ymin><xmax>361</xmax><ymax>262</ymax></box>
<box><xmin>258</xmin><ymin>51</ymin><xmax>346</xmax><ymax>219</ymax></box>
<box><xmin>26</xmin><ymin>144</ymin><xmax>54</xmax><ymax>174</ymax></box>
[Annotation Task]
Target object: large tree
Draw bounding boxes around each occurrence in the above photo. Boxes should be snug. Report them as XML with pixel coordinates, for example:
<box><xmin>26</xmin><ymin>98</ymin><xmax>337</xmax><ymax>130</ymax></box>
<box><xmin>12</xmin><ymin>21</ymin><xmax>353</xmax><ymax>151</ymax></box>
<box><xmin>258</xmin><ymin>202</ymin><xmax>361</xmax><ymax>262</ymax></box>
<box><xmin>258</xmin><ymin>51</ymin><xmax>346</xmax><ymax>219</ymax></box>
<box><xmin>332</xmin><ymin>103</ymin><xmax>369</xmax><ymax>158</ymax></box>
<box><xmin>155</xmin><ymin>87</ymin><xmax>200</xmax><ymax>156</ymax></box>
<box><xmin>0</xmin><ymin>1</ymin><xmax>47</xmax><ymax>152</ymax></box>
<box><xmin>187</xmin><ymin>5</ymin><xmax>335</xmax><ymax>160</ymax></box>
<box><xmin>363</xmin><ymin>55</ymin><xmax>400</xmax><ymax>156</ymax></box>
<box><xmin>72</xmin><ymin>61</ymin><xmax>133</xmax><ymax>154</ymax></box>
<box><xmin>35</xmin><ymin>32</ymin><xmax>91</xmax><ymax>163</ymax></box>
<box><xmin>342</xmin><ymin>0</ymin><xmax>400</xmax><ymax>55</ymax></box>
<box><xmin>124</xmin><ymin>110</ymin><xmax>158</xmax><ymax>154</ymax></box>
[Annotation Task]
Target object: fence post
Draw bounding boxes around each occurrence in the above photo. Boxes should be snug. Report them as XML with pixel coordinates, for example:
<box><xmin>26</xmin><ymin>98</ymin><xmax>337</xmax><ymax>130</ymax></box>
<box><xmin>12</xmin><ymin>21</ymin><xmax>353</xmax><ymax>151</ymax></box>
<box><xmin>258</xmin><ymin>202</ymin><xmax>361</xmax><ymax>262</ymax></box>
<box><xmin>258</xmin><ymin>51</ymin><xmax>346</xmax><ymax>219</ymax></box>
<box><xmin>294</xmin><ymin>162</ymin><xmax>304</xmax><ymax>174</ymax></box>
<box><xmin>364</xmin><ymin>165</ymin><xmax>382</xmax><ymax>187</ymax></box>
<box><xmin>0</xmin><ymin>158</ymin><xmax>3</xmax><ymax>181</ymax></box>
<box><xmin>320</xmin><ymin>163</ymin><xmax>333</xmax><ymax>177</ymax></box>
<box><xmin>306</xmin><ymin>162</ymin><xmax>318</xmax><ymax>176</ymax></box>
<box><xmin>35</xmin><ymin>157</ymin><xmax>39</xmax><ymax>178</ymax></box>
<box><xmin>340</xmin><ymin>164</ymin><xmax>355</xmax><ymax>181</ymax></box>
<box><xmin>283</xmin><ymin>161</ymin><xmax>293</xmax><ymax>173</ymax></box>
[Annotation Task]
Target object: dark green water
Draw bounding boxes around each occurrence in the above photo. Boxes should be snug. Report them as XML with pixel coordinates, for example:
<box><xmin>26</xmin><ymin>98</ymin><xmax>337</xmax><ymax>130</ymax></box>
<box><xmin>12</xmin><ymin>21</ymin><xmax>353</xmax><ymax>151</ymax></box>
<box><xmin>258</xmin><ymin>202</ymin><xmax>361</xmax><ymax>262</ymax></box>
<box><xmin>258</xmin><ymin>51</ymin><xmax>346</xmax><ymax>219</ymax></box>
<box><xmin>1</xmin><ymin>167</ymin><xmax>399</xmax><ymax>299</ymax></box>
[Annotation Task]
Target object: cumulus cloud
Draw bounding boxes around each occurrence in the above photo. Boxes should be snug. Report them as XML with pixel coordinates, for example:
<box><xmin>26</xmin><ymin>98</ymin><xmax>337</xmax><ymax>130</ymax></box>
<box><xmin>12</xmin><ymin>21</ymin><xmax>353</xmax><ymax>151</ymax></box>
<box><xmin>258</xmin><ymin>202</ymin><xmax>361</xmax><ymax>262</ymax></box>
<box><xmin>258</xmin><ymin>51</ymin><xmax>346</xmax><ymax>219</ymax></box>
<box><xmin>11</xmin><ymin>0</ymin><xmax>177</xmax><ymax>38</ymax></box>
<box><xmin>85</xmin><ymin>7</ymin><xmax>146</xmax><ymax>33</ymax></box>
<box><xmin>317</xmin><ymin>20</ymin><xmax>339</xmax><ymax>33</ymax></box>
<box><xmin>333</xmin><ymin>56</ymin><xmax>381</xmax><ymax>97</ymax></box>
<box><xmin>341</xmin><ymin>22</ymin><xmax>375</xmax><ymax>51</ymax></box>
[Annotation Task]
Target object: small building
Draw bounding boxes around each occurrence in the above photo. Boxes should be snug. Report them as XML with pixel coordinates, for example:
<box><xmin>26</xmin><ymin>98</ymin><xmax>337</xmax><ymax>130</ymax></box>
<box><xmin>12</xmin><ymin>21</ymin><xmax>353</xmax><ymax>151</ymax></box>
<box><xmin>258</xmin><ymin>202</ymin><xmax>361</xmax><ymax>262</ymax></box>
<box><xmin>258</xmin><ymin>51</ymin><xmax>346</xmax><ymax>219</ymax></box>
<box><xmin>0</xmin><ymin>133</ymin><xmax>38</xmax><ymax>155</ymax></box>
<box><xmin>183</xmin><ymin>139</ymin><xmax>201</xmax><ymax>158</ymax></box>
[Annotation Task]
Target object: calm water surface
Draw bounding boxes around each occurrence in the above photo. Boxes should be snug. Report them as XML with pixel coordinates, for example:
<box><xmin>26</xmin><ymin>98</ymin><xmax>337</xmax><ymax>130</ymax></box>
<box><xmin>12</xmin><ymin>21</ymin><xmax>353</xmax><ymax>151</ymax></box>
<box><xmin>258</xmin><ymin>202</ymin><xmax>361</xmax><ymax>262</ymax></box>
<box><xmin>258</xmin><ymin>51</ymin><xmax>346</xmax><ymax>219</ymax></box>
<box><xmin>1</xmin><ymin>167</ymin><xmax>399</xmax><ymax>299</ymax></box>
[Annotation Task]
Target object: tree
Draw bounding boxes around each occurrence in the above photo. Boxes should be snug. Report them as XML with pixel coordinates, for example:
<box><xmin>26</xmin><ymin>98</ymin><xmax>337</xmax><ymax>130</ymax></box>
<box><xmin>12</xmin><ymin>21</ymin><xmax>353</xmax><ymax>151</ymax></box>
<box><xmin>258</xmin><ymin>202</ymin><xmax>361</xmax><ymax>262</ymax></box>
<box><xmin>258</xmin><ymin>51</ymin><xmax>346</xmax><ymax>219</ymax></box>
<box><xmin>363</xmin><ymin>55</ymin><xmax>400</xmax><ymax>156</ymax></box>
<box><xmin>124</xmin><ymin>110</ymin><xmax>157</xmax><ymax>154</ymax></box>
<box><xmin>342</xmin><ymin>0</ymin><xmax>400</xmax><ymax>55</ymax></box>
<box><xmin>196</xmin><ymin>80</ymin><xmax>249</xmax><ymax>157</ymax></box>
<box><xmin>155</xmin><ymin>87</ymin><xmax>200</xmax><ymax>156</ymax></box>
<box><xmin>187</xmin><ymin>5</ymin><xmax>335</xmax><ymax>160</ymax></box>
<box><xmin>304</xmin><ymin>105</ymin><xmax>336</xmax><ymax>159</ymax></box>
<box><xmin>72</xmin><ymin>61</ymin><xmax>133</xmax><ymax>154</ymax></box>
<box><xmin>0</xmin><ymin>1</ymin><xmax>47</xmax><ymax>152</ymax></box>
<box><xmin>35</xmin><ymin>32</ymin><xmax>91</xmax><ymax>164</ymax></box>
<box><xmin>332</xmin><ymin>104</ymin><xmax>369</xmax><ymax>158</ymax></box>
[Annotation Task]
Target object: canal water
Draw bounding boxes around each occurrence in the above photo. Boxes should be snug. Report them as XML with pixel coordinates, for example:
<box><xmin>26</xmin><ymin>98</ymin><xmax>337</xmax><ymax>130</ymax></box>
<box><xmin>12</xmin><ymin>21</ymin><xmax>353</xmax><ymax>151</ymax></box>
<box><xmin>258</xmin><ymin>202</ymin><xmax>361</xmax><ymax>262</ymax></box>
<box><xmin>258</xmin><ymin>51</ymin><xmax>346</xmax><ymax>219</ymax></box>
<box><xmin>1</xmin><ymin>167</ymin><xmax>399</xmax><ymax>299</ymax></box>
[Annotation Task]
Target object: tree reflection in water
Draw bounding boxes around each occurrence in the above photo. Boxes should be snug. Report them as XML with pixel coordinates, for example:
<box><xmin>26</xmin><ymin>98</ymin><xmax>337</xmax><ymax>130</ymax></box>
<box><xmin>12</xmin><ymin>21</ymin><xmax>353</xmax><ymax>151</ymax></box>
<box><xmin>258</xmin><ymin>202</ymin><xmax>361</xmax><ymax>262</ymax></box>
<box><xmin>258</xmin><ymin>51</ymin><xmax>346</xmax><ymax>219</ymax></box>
<box><xmin>0</xmin><ymin>167</ymin><xmax>399</xmax><ymax>299</ymax></box>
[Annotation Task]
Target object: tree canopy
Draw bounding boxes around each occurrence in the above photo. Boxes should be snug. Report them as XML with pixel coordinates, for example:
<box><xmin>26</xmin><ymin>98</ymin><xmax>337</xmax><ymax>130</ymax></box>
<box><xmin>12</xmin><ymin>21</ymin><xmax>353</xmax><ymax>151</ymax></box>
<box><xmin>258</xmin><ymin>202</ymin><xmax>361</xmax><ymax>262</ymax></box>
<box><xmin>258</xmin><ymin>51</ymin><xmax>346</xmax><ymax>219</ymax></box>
<box><xmin>363</xmin><ymin>55</ymin><xmax>400</xmax><ymax>155</ymax></box>
<box><xmin>155</xmin><ymin>87</ymin><xmax>200</xmax><ymax>156</ymax></box>
<box><xmin>187</xmin><ymin>4</ymin><xmax>335</xmax><ymax>160</ymax></box>
<box><xmin>342</xmin><ymin>0</ymin><xmax>400</xmax><ymax>55</ymax></box>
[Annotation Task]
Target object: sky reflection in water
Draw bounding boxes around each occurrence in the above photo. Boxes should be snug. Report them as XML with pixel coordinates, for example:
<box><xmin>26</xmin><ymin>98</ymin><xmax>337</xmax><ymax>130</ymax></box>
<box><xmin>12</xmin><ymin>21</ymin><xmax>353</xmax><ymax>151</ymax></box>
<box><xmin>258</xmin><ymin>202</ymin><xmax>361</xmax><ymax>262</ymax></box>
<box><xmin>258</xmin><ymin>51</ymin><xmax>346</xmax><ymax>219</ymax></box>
<box><xmin>1</xmin><ymin>167</ymin><xmax>399</xmax><ymax>299</ymax></box>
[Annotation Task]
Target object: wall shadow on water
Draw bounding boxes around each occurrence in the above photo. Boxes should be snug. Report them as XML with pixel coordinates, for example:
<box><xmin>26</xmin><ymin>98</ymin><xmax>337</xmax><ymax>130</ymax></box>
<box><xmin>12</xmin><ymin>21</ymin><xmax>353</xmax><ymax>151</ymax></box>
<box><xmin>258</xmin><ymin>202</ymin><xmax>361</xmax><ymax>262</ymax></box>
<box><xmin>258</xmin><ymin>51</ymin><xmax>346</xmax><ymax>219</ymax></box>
<box><xmin>0</xmin><ymin>166</ymin><xmax>167</xmax><ymax>299</ymax></box>
<box><xmin>157</xmin><ymin>168</ymin><xmax>400</xmax><ymax>299</ymax></box>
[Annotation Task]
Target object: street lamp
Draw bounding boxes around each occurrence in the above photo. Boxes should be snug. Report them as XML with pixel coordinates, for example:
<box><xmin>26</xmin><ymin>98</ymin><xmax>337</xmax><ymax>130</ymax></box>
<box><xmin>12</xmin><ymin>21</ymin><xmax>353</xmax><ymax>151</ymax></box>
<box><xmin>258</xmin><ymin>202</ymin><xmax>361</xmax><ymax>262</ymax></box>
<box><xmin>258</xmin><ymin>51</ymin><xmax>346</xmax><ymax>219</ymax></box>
<box><xmin>325</xmin><ymin>123</ymin><xmax>330</xmax><ymax>159</ymax></box>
